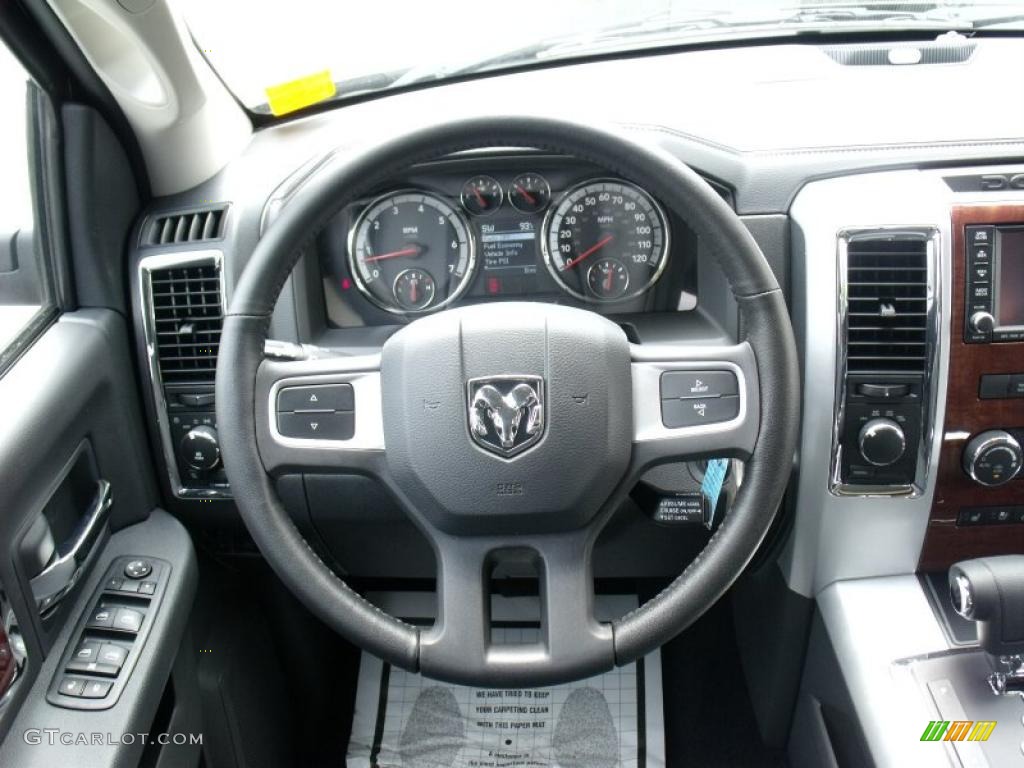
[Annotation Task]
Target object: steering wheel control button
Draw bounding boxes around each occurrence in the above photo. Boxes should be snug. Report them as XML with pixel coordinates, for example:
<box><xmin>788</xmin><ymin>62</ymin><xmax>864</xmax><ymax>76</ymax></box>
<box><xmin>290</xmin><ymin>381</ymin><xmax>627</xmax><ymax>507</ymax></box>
<box><xmin>277</xmin><ymin>383</ymin><xmax>354</xmax><ymax>413</ymax></box>
<box><xmin>278</xmin><ymin>411</ymin><xmax>355</xmax><ymax>440</ymax></box>
<box><xmin>660</xmin><ymin>371</ymin><xmax>738</xmax><ymax>400</ymax></box>
<box><xmin>112</xmin><ymin>608</ymin><xmax>144</xmax><ymax>634</ymax></box>
<box><xmin>124</xmin><ymin>559</ymin><xmax>153</xmax><ymax>580</ymax></box>
<box><xmin>661</xmin><ymin>395</ymin><xmax>739</xmax><ymax>428</ymax></box>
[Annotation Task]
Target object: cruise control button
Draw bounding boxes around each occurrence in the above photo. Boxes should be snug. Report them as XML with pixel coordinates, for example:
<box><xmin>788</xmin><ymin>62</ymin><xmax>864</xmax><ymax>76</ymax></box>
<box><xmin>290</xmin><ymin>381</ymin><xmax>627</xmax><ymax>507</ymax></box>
<box><xmin>81</xmin><ymin>680</ymin><xmax>113</xmax><ymax>699</ymax></box>
<box><xmin>277</xmin><ymin>384</ymin><xmax>354</xmax><ymax>412</ymax></box>
<box><xmin>59</xmin><ymin>677</ymin><xmax>86</xmax><ymax>697</ymax></box>
<box><xmin>661</xmin><ymin>395</ymin><xmax>739</xmax><ymax>428</ymax></box>
<box><xmin>112</xmin><ymin>608</ymin><xmax>144</xmax><ymax>633</ymax></box>
<box><xmin>277</xmin><ymin>411</ymin><xmax>355</xmax><ymax>440</ymax></box>
<box><xmin>661</xmin><ymin>371</ymin><xmax>738</xmax><ymax>399</ymax></box>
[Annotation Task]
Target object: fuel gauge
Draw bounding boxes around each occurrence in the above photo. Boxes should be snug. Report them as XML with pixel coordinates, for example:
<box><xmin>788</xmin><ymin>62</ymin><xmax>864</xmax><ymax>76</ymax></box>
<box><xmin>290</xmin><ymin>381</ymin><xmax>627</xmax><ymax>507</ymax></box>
<box><xmin>461</xmin><ymin>175</ymin><xmax>503</xmax><ymax>216</ymax></box>
<box><xmin>587</xmin><ymin>257</ymin><xmax>630</xmax><ymax>300</ymax></box>
<box><xmin>393</xmin><ymin>268</ymin><xmax>436</xmax><ymax>311</ymax></box>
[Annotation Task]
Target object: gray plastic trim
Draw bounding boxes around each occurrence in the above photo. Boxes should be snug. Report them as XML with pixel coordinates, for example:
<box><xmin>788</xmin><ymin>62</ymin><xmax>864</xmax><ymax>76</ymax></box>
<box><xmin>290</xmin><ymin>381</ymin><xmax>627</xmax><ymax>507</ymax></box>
<box><xmin>137</xmin><ymin>250</ymin><xmax>231</xmax><ymax>499</ymax></box>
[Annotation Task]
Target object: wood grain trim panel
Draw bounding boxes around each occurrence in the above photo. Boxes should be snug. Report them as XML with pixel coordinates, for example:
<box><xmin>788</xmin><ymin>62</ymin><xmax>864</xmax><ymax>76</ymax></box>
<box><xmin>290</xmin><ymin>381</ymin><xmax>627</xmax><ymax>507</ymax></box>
<box><xmin>919</xmin><ymin>205</ymin><xmax>1024</xmax><ymax>572</ymax></box>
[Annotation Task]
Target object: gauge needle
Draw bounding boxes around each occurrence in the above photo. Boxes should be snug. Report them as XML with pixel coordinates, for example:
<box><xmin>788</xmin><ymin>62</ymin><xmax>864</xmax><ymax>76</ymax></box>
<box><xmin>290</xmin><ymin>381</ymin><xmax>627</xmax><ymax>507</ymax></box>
<box><xmin>604</xmin><ymin>268</ymin><xmax>613</xmax><ymax>293</ymax></box>
<box><xmin>472</xmin><ymin>187</ymin><xmax>487</xmax><ymax>208</ymax></box>
<box><xmin>364</xmin><ymin>246</ymin><xmax>420</xmax><ymax>263</ymax></box>
<box><xmin>564</xmin><ymin>235</ymin><xmax>614</xmax><ymax>270</ymax></box>
<box><xmin>515</xmin><ymin>184</ymin><xmax>536</xmax><ymax>205</ymax></box>
<box><xmin>409</xmin><ymin>278</ymin><xmax>419</xmax><ymax>305</ymax></box>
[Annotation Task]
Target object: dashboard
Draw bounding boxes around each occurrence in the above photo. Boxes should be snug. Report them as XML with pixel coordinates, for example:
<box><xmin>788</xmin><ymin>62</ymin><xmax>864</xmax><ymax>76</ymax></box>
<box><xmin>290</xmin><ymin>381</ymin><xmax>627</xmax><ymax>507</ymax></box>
<box><xmin>316</xmin><ymin>156</ymin><xmax>709</xmax><ymax>325</ymax></box>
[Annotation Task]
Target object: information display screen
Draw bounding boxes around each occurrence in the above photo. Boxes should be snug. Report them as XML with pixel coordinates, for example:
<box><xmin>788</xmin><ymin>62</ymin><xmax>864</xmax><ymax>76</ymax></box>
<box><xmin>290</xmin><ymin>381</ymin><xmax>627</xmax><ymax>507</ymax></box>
<box><xmin>480</xmin><ymin>220</ymin><xmax>539</xmax><ymax>275</ymax></box>
<box><xmin>997</xmin><ymin>228</ymin><xmax>1024</xmax><ymax>329</ymax></box>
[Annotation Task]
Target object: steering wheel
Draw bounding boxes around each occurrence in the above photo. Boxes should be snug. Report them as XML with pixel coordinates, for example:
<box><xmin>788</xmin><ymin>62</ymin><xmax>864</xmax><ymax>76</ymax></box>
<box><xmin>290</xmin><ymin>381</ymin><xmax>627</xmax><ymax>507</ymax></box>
<box><xmin>216</xmin><ymin>116</ymin><xmax>799</xmax><ymax>687</ymax></box>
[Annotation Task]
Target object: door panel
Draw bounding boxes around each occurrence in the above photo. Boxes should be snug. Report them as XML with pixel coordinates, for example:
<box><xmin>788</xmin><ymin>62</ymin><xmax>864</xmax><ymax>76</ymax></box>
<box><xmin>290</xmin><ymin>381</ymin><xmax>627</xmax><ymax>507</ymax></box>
<box><xmin>0</xmin><ymin>309</ymin><xmax>160</xmax><ymax>739</ymax></box>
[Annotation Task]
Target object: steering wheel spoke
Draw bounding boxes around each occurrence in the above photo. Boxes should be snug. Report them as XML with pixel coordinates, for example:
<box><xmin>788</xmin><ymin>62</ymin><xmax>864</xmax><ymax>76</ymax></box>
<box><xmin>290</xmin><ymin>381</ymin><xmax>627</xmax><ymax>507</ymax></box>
<box><xmin>254</xmin><ymin>351</ymin><xmax>386</xmax><ymax>475</ymax></box>
<box><xmin>419</xmin><ymin>533</ymin><xmax>614</xmax><ymax>688</ymax></box>
<box><xmin>630</xmin><ymin>341</ymin><xmax>761</xmax><ymax>470</ymax></box>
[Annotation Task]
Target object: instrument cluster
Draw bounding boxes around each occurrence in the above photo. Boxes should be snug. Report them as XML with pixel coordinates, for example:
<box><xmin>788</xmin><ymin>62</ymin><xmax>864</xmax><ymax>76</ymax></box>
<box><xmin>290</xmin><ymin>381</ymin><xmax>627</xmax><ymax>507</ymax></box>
<box><xmin>321</xmin><ymin>161</ymin><xmax>682</xmax><ymax>320</ymax></box>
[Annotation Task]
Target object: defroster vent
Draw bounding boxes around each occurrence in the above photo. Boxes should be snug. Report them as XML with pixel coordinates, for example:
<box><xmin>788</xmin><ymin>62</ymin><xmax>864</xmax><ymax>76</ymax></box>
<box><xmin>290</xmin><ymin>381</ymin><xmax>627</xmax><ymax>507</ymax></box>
<box><xmin>145</xmin><ymin>207</ymin><xmax>226</xmax><ymax>246</ymax></box>
<box><xmin>845</xmin><ymin>235</ymin><xmax>929</xmax><ymax>375</ymax></box>
<box><xmin>150</xmin><ymin>263</ymin><xmax>223</xmax><ymax>385</ymax></box>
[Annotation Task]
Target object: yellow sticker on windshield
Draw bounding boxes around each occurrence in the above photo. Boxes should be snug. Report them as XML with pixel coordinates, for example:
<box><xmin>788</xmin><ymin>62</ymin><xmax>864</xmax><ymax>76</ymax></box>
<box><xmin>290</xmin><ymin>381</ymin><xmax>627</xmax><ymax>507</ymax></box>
<box><xmin>264</xmin><ymin>70</ymin><xmax>336</xmax><ymax>116</ymax></box>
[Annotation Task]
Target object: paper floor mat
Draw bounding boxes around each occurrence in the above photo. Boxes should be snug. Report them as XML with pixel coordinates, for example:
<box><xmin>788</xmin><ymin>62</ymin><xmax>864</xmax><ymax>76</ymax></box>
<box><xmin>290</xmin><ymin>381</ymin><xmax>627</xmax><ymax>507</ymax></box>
<box><xmin>346</xmin><ymin>595</ymin><xmax>664</xmax><ymax>768</ymax></box>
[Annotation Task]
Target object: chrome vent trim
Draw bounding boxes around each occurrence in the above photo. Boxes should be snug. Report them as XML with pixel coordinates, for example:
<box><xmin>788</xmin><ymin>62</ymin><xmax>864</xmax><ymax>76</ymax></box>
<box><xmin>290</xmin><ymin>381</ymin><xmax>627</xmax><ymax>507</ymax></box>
<box><xmin>139</xmin><ymin>251</ymin><xmax>230</xmax><ymax>499</ymax></box>
<box><xmin>150</xmin><ymin>263</ymin><xmax>223</xmax><ymax>385</ymax></box>
<box><xmin>830</xmin><ymin>227</ymin><xmax>942</xmax><ymax>497</ymax></box>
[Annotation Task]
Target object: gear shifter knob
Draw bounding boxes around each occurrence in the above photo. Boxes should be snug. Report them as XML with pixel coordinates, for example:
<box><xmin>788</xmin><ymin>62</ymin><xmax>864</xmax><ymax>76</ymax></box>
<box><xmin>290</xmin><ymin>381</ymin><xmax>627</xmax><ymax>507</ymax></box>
<box><xmin>949</xmin><ymin>555</ymin><xmax>1024</xmax><ymax>658</ymax></box>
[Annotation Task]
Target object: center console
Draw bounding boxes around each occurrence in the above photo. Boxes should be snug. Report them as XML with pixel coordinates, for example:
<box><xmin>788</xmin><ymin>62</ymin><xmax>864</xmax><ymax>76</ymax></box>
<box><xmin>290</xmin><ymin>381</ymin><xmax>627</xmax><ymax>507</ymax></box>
<box><xmin>919</xmin><ymin>204</ymin><xmax>1024</xmax><ymax>571</ymax></box>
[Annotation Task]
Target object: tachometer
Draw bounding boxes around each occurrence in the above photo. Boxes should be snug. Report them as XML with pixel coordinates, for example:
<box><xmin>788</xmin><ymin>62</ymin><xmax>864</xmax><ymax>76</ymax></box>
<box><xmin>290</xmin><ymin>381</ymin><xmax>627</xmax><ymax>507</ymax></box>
<box><xmin>348</xmin><ymin>191</ymin><xmax>475</xmax><ymax>314</ymax></box>
<box><xmin>542</xmin><ymin>179</ymin><xmax>668</xmax><ymax>301</ymax></box>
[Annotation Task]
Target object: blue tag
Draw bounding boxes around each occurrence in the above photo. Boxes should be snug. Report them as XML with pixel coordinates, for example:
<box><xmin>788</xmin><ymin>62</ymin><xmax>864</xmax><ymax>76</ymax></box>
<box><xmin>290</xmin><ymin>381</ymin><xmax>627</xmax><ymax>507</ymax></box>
<box><xmin>701</xmin><ymin>459</ymin><xmax>729</xmax><ymax>526</ymax></box>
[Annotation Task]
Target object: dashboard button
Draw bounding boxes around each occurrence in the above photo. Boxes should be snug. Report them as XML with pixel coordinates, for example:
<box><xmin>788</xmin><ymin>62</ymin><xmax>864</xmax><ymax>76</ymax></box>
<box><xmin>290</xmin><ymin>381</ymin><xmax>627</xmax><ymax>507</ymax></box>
<box><xmin>1010</xmin><ymin>375</ymin><xmax>1024</xmax><ymax>398</ymax></box>
<box><xmin>277</xmin><ymin>384</ymin><xmax>354</xmax><ymax>413</ymax></box>
<box><xmin>278</xmin><ymin>411</ymin><xmax>355</xmax><ymax>440</ymax></box>
<box><xmin>970</xmin><ymin>227</ymin><xmax>994</xmax><ymax>245</ymax></box>
<box><xmin>661</xmin><ymin>395</ymin><xmax>739</xmax><ymax>428</ymax></box>
<box><xmin>86</xmin><ymin>605</ymin><xmax>114</xmax><ymax>629</ymax></box>
<box><xmin>661</xmin><ymin>371</ymin><xmax>737</xmax><ymax>400</ymax></box>
<box><xmin>979</xmin><ymin>374</ymin><xmax>1010</xmax><ymax>399</ymax></box>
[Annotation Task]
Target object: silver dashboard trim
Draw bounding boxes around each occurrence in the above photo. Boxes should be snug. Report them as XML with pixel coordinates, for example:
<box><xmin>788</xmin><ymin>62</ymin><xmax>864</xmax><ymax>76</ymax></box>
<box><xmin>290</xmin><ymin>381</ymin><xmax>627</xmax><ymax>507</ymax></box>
<box><xmin>829</xmin><ymin>226</ymin><xmax>942</xmax><ymax>498</ymax></box>
<box><xmin>137</xmin><ymin>250</ymin><xmax>231</xmax><ymax>499</ymax></box>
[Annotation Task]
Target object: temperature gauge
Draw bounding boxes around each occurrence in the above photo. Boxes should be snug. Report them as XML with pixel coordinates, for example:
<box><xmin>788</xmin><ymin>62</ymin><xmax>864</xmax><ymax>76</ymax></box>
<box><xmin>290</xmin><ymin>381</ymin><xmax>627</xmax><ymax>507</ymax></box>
<box><xmin>393</xmin><ymin>268</ymin><xmax>436</xmax><ymax>311</ymax></box>
<box><xmin>587</xmin><ymin>258</ymin><xmax>630</xmax><ymax>300</ymax></box>
<box><xmin>460</xmin><ymin>175</ymin><xmax>503</xmax><ymax>216</ymax></box>
<box><xmin>509</xmin><ymin>173</ymin><xmax>551</xmax><ymax>213</ymax></box>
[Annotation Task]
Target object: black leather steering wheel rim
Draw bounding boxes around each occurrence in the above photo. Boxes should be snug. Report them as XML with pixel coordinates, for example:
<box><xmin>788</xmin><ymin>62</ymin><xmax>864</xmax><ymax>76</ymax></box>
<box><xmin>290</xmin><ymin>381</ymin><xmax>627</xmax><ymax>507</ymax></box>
<box><xmin>216</xmin><ymin>116</ymin><xmax>800</xmax><ymax>685</ymax></box>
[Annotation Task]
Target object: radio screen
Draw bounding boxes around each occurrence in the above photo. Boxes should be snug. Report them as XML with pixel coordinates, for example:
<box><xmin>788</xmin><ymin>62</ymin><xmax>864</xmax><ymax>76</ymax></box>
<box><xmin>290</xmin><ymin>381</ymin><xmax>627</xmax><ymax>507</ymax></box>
<box><xmin>998</xmin><ymin>229</ymin><xmax>1024</xmax><ymax>328</ymax></box>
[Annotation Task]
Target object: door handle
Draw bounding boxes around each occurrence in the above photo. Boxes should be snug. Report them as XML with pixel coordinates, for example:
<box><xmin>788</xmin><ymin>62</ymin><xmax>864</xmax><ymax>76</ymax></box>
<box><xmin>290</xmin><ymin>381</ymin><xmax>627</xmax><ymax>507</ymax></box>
<box><xmin>29</xmin><ymin>479</ymin><xmax>112</xmax><ymax>613</ymax></box>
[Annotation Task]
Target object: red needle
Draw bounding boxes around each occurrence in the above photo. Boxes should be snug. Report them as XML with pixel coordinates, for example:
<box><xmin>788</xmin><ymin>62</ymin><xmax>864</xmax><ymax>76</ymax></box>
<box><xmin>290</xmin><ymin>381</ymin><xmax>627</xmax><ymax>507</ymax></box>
<box><xmin>604</xmin><ymin>267</ymin><xmax>613</xmax><ymax>293</ymax></box>
<box><xmin>472</xmin><ymin>187</ymin><xmax>487</xmax><ymax>208</ymax></box>
<box><xmin>515</xmin><ymin>184</ymin><xmax>536</xmax><ymax>205</ymax></box>
<box><xmin>564</xmin><ymin>235</ymin><xmax>614</xmax><ymax>270</ymax></box>
<box><xmin>363</xmin><ymin>246</ymin><xmax>419</xmax><ymax>263</ymax></box>
<box><xmin>409</xmin><ymin>277</ymin><xmax>418</xmax><ymax>305</ymax></box>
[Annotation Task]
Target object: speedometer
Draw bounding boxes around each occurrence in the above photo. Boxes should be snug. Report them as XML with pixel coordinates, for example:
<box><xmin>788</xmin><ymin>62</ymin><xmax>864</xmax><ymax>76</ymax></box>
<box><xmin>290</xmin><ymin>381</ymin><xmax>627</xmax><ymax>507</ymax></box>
<box><xmin>348</xmin><ymin>191</ymin><xmax>475</xmax><ymax>314</ymax></box>
<box><xmin>542</xmin><ymin>179</ymin><xmax>669</xmax><ymax>301</ymax></box>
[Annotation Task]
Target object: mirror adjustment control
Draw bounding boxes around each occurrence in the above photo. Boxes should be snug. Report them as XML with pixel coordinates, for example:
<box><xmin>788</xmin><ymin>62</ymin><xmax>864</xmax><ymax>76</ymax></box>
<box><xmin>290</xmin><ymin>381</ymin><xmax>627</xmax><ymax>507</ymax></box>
<box><xmin>124</xmin><ymin>559</ymin><xmax>152</xmax><ymax>579</ymax></box>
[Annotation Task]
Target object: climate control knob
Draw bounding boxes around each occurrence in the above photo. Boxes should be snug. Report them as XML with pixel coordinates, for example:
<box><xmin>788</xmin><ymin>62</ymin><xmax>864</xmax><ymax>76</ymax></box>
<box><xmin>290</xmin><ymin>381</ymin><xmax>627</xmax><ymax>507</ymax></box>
<box><xmin>963</xmin><ymin>430</ymin><xmax>1022</xmax><ymax>487</ymax></box>
<box><xmin>858</xmin><ymin>418</ymin><xmax>906</xmax><ymax>467</ymax></box>
<box><xmin>180</xmin><ymin>425</ymin><xmax>220</xmax><ymax>471</ymax></box>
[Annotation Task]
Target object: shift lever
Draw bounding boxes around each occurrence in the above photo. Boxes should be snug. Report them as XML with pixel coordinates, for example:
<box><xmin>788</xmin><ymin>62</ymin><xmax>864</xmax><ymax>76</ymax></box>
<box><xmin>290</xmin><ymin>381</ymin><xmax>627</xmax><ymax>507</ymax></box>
<box><xmin>949</xmin><ymin>555</ymin><xmax>1024</xmax><ymax>696</ymax></box>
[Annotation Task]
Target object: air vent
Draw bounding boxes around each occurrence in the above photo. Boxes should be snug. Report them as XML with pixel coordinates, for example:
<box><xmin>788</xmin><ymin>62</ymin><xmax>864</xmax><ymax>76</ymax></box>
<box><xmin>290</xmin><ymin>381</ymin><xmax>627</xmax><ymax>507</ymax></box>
<box><xmin>150</xmin><ymin>263</ymin><xmax>222</xmax><ymax>385</ymax></box>
<box><xmin>823</xmin><ymin>41</ymin><xmax>975</xmax><ymax>66</ymax></box>
<box><xmin>845</xmin><ymin>235</ymin><xmax>929</xmax><ymax>374</ymax></box>
<box><xmin>145</xmin><ymin>207</ymin><xmax>226</xmax><ymax>246</ymax></box>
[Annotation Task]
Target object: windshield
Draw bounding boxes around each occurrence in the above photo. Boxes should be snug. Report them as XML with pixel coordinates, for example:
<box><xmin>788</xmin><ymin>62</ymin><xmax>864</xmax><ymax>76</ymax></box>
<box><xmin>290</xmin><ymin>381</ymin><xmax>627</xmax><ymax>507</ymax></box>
<box><xmin>178</xmin><ymin>1</ymin><xmax>1024</xmax><ymax>115</ymax></box>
